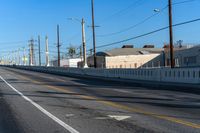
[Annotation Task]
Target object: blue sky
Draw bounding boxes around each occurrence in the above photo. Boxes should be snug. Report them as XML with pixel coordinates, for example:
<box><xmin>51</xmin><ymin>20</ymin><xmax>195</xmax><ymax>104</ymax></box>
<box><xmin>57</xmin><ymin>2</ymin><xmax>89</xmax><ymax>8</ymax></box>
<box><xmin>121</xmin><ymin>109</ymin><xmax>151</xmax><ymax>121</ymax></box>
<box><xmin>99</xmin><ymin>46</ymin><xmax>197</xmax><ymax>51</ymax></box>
<box><xmin>0</xmin><ymin>0</ymin><xmax>200</xmax><ymax>64</ymax></box>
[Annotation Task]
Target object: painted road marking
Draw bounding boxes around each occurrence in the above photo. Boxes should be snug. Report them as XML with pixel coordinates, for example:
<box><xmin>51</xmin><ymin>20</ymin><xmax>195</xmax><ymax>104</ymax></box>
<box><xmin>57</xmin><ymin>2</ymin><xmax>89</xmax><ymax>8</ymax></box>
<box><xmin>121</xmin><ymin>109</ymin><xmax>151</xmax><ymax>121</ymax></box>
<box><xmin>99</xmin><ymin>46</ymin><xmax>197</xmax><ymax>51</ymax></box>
<box><xmin>9</xmin><ymin>71</ymin><xmax>200</xmax><ymax>129</ymax></box>
<box><xmin>0</xmin><ymin>76</ymin><xmax>79</xmax><ymax>133</ymax></box>
<box><xmin>94</xmin><ymin>117</ymin><xmax>108</xmax><ymax>120</ymax></box>
<box><xmin>108</xmin><ymin>115</ymin><xmax>131</xmax><ymax>121</ymax></box>
<box><xmin>65</xmin><ymin>114</ymin><xmax>75</xmax><ymax>118</ymax></box>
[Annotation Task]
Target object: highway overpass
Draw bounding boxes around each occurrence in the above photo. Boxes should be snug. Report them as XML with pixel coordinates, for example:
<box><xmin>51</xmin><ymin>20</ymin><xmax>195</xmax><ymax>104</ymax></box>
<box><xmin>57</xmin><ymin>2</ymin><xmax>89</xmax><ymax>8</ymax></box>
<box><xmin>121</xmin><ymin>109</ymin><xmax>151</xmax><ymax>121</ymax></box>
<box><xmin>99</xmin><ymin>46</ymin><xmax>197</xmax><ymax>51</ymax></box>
<box><xmin>0</xmin><ymin>66</ymin><xmax>200</xmax><ymax>133</ymax></box>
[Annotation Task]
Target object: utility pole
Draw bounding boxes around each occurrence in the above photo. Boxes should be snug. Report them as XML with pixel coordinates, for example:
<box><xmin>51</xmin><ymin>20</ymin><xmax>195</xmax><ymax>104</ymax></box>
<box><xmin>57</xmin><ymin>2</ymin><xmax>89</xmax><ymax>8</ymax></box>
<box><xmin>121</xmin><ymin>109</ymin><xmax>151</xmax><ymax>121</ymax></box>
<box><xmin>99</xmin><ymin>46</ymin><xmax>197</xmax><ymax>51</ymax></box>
<box><xmin>79</xmin><ymin>46</ymin><xmax>82</xmax><ymax>61</ymax></box>
<box><xmin>23</xmin><ymin>47</ymin><xmax>26</xmax><ymax>66</ymax></box>
<box><xmin>91</xmin><ymin>0</ymin><xmax>97</xmax><ymax>68</ymax></box>
<box><xmin>38</xmin><ymin>35</ymin><xmax>41</xmax><ymax>66</ymax></box>
<box><xmin>29</xmin><ymin>38</ymin><xmax>34</xmax><ymax>66</ymax></box>
<box><xmin>11</xmin><ymin>51</ymin><xmax>14</xmax><ymax>65</ymax></box>
<box><xmin>45</xmin><ymin>36</ymin><xmax>50</xmax><ymax>66</ymax></box>
<box><xmin>15</xmin><ymin>50</ymin><xmax>17</xmax><ymax>65</ymax></box>
<box><xmin>168</xmin><ymin>0</ymin><xmax>174</xmax><ymax>68</ymax></box>
<box><xmin>18</xmin><ymin>48</ymin><xmax>21</xmax><ymax>65</ymax></box>
<box><xmin>81</xmin><ymin>18</ymin><xmax>88</xmax><ymax>68</ymax></box>
<box><xmin>57</xmin><ymin>25</ymin><xmax>61</xmax><ymax>67</ymax></box>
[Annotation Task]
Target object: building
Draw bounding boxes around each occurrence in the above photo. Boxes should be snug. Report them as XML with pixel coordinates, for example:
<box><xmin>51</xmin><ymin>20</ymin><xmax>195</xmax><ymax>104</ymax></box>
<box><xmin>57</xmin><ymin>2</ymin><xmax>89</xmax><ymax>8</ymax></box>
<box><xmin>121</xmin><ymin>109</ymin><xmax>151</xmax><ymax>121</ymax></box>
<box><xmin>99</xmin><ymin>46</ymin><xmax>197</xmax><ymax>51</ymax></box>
<box><xmin>142</xmin><ymin>44</ymin><xmax>200</xmax><ymax>68</ymax></box>
<box><xmin>87</xmin><ymin>45</ymin><xmax>163</xmax><ymax>68</ymax></box>
<box><xmin>50</xmin><ymin>58</ymin><xmax>82</xmax><ymax>67</ymax></box>
<box><xmin>165</xmin><ymin>45</ymin><xmax>200</xmax><ymax>67</ymax></box>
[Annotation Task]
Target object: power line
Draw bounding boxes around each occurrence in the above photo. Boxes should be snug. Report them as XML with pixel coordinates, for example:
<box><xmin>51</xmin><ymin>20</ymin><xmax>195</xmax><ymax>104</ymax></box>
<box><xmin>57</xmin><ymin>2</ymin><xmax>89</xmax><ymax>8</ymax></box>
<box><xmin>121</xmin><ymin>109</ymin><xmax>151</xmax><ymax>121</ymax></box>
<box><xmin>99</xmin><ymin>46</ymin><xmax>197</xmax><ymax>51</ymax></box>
<box><xmin>92</xmin><ymin>17</ymin><xmax>200</xmax><ymax>50</ymax></box>
<box><xmin>97</xmin><ymin>0</ymin><xmax>197</xmax><ymax>38</ymax></box>
<box><xmin>0</xmin><ymin>41</ymin><xmax>27</xmax><ymax>45</ymax></box>
<box><xmin>99</xmin><ymin>0</ymin><xmax>143</xmax><ymax>24</ymax></box>
<box><xmin>97</xmin><ymin>5</ymin><xmax>168</xmax><ymax>37</ymax></box>
<box><xmin>173</xmin><ymin>0</ymin><xmax>198</xmax><ymax>5</ymax></box>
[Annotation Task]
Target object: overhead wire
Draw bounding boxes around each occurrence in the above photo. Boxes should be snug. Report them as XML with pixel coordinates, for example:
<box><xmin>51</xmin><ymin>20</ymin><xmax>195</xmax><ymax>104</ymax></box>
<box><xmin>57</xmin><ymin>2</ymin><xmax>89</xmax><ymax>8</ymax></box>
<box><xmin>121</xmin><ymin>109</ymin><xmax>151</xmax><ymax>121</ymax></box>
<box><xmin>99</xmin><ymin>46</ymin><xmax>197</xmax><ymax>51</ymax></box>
<box><xmin>173</xmin><ymin>0</ymin><xmax>198</xmax><ymax>5</ymax></box>
<box><xmin>99</xmin><ymin>0</ymin><xmax>142</xmax><ymax>24</ymax></box>
<box><xmin>97</xmin><ymin>0</ymin><xmax>198</xmax><ymax>38</ymax></box>
<box><xmin>97</xmin><ymin>5</ymin><xmax>168</xmax><ymax>37</ymax></box>
<box><xmin>90</xmin><ymin>17</ymin><xmax>200</xmax><ymax>50</ymax></box>
<box><xmin>0</xmin><ymin>40</ymin><xmax>27</xmax><ymax>45</ymax></box>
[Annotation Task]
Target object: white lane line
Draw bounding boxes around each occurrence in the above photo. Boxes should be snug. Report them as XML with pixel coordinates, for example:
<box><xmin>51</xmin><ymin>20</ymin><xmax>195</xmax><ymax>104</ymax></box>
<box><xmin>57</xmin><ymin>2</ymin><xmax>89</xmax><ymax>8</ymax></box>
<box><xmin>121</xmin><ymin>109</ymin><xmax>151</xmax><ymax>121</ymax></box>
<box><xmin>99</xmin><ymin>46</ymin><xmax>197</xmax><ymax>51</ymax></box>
<box><xmin>0</xmin><ymin>76</ymin><xmax>79</xmax><ymax>133</ymax></box>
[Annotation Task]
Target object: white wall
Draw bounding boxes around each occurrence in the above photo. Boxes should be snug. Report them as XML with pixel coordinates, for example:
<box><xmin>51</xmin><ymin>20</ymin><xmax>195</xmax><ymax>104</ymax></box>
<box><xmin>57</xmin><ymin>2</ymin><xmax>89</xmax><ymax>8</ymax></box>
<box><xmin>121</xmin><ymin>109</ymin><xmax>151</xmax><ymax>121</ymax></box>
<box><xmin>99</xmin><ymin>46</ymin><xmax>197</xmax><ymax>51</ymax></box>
<box><xmin>105</xmin><ymin>54</ymin><xmax>160</xmax><ymax>68</ymax></box>
<box><xmin>60</xmin><ymin>58</ymin><xmax>81</xmax><ymax>67</ymax></box>
<box><xmin>13</xmin><ymin>66</ymin><xmax>200</xmax><ymax>84</ymax></box>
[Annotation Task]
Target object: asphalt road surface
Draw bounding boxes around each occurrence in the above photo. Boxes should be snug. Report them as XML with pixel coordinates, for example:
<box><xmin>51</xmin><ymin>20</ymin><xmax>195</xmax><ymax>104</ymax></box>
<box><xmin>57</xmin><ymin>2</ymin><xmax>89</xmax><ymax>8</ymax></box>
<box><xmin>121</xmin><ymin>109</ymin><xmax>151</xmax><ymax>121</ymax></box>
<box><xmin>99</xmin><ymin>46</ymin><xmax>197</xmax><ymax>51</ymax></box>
<box><xmin>0</xmin><ymin>67</ymin><xmax>200</xmax><ymax>133</ymax></box>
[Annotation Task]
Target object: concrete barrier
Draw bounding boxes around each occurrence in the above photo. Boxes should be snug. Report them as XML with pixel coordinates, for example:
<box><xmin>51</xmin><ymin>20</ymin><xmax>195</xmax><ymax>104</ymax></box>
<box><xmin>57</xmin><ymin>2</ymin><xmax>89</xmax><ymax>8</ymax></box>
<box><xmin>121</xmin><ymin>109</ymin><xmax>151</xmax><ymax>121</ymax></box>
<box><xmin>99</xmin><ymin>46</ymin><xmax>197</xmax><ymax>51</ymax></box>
<box><xmin>4</xmin><ymin>65</ymin><xmax>200</xmax><ymax>84</ymax></box>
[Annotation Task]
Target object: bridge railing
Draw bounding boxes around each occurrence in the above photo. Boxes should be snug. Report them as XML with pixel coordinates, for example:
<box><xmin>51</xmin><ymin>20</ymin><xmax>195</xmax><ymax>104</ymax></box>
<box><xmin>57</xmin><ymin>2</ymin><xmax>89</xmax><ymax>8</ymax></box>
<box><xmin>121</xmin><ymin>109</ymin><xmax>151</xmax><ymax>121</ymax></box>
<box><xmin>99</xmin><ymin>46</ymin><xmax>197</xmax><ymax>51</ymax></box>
<box><xmin>6</xmin><ymin>65</ymin><xmax>200</xmax><ymax>84</ymax></box>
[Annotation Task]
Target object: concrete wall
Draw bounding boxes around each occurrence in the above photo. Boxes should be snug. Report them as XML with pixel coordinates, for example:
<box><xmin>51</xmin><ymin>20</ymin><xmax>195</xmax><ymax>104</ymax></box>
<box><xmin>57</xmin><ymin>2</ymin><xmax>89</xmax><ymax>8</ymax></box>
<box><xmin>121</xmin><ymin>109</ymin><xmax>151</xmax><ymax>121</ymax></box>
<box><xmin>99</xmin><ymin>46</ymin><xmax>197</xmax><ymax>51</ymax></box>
<box><xmin>51</xmin><ymin>58</ymin><xmax>82</xmax><ymax>67</ymax></box>
<box><xmin>105</xmin><ymin>54</ymin><xmax>160</xmax><ymax>69</ymax></box>
<box><xmin>10</xmin><ymin>66</ymin><xmax>200</xmax><ymax>84</ymax></box>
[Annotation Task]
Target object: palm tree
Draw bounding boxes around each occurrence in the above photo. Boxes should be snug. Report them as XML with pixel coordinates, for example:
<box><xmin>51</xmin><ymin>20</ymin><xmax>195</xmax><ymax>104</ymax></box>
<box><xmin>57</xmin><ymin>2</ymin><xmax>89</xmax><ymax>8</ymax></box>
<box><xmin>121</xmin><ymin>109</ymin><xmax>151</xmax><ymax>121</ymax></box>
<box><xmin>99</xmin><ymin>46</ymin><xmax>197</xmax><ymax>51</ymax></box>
<box><xmin>67</xmin><ymin>46</ymin><xmax>76</xmax><ymax>58</ymax></box>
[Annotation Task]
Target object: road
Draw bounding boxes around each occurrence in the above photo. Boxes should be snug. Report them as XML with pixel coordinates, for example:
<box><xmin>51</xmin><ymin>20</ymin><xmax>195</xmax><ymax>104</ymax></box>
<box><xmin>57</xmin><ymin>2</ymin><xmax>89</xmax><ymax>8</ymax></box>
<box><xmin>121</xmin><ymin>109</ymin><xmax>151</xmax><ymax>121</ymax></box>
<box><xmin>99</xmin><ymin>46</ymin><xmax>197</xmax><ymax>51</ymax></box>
<box><xmin>0</xmin><ymin>67</ymin><xmax>200</xmax><ymax>133</ymax></box>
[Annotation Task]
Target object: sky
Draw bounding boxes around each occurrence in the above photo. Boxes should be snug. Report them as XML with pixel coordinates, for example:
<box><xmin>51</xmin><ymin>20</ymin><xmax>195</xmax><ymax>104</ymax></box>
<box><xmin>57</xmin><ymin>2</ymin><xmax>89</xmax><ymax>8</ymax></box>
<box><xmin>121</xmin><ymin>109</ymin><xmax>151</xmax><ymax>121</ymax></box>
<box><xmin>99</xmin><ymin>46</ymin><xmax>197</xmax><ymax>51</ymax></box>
<box><xmin>0</xmin><ymin>0</ymin><xmax>200</xmax><ymax>64</ymax></box>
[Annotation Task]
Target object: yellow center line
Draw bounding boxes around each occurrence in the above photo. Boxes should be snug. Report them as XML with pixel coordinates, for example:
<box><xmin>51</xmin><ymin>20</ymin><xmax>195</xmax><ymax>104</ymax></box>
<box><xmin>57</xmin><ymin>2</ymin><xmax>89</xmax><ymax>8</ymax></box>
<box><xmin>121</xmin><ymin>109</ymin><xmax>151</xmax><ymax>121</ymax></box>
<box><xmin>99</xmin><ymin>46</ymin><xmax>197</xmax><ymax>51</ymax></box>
<box><xmin>14</xmin><ymin>73</ymin><xmax>200</xmax><ymax>129</ymax></box>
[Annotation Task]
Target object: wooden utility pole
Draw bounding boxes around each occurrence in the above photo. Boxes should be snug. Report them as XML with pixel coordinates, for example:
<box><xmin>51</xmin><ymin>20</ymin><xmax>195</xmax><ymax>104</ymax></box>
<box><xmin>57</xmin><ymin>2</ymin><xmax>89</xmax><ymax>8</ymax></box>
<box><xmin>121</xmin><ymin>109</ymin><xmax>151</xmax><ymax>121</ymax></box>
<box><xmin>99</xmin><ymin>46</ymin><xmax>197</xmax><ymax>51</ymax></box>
<box><xmin>79</xmin><ymin>46</ymin><xmax>82</xmax><ymax>60</ymax></box>
<box><xmin>57</xmin><ymin>25</ymin><xmax>61</xmax><ymax>67</ymax></box>
<box><xmin>91</xmin><ymin>0</ymin><xmax>97</xmax><ymax>68</ymax></box>
<box><xmin>168</xmin><ymin>0</ymin><xmax>174</xmax><ymax>68</ymax></box>
<box><xmin>38</xmin><ymin>35</ymin><xmax>41</xmax><ymax>66</ymax></box>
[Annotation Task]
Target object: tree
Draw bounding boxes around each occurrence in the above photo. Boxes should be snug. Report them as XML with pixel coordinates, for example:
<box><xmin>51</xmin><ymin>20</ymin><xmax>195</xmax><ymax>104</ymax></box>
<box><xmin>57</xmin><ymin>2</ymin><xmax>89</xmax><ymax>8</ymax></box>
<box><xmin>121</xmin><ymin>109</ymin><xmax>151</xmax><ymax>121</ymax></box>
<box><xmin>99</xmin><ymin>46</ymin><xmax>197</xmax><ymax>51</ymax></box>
<box><xmin>67</xmin><ymin>46</ymin><xmax>76</xmax><ymax>58</ymax></box>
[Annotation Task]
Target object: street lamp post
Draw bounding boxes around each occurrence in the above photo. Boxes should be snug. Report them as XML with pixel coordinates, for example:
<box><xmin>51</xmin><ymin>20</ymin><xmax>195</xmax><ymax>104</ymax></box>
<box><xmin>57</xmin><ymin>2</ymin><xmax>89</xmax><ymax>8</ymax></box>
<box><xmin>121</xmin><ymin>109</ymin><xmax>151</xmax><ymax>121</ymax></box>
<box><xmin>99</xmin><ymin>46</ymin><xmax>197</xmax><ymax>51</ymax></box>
<box><xmin>45</xmin><ymin>36</ymin><xmax>50</xmax><ymax>67</ymax></box>
<box><xmin>81</xmin><ymin>18</ymin><xmax>88</xmax><ymax>68</ymax></box>
<box><xmin>68</xmin><ymin>18</ymin><xmax>88</xmax><ymax>68</ymax></box>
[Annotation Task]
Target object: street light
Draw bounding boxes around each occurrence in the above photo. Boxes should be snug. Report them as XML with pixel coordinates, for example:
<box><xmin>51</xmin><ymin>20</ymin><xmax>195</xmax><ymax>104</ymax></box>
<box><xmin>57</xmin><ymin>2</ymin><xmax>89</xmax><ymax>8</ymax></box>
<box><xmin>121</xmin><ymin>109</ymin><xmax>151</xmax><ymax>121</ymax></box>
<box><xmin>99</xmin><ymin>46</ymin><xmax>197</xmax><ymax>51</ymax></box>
<box><xmin>154</xmin><ymin>9</ymin><xmax>160</xmax><ymax>12</ymax></box>
<box><xmin>68</xmin><ymin>17</ymin><xmax>88</xmax><ymax>68</ymax></box>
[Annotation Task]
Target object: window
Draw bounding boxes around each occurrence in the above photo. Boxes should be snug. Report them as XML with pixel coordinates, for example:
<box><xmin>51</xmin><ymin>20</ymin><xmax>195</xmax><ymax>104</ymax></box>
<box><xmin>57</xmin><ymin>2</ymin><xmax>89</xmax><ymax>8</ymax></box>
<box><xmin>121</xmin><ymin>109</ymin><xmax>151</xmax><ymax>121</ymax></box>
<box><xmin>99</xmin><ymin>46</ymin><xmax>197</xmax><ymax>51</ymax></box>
<box><xmin>184</xmin><ymin>56</ymin><xmax>197</xmax><ymax>65</ymax></box>
<box><xmin>134</xmin><ymin>63</ymin><xmax>137</xmax><ymax>68</ymax></box>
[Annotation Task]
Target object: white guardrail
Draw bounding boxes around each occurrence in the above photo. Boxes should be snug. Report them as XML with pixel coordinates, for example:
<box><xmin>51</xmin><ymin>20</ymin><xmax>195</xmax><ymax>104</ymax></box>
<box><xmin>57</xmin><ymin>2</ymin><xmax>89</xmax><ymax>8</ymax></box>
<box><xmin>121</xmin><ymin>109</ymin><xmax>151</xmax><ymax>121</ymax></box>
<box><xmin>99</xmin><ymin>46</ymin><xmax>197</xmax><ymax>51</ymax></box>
<box><xmin>8</xmin><ymin>66</ymin><xmax>200</xmax><ymax>84</ymax></box>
